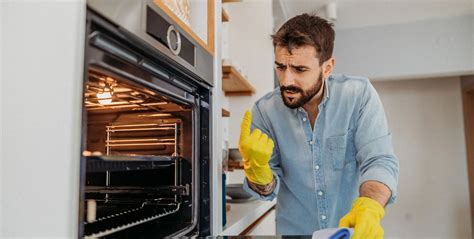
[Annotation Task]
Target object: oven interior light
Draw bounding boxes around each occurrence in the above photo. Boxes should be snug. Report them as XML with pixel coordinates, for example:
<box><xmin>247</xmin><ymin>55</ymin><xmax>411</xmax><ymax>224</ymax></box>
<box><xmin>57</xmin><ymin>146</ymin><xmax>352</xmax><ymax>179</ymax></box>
<box><xmin>97</xmin><ymin>88</ymin><xmax>112</xmax><ymax>105</ymax></box>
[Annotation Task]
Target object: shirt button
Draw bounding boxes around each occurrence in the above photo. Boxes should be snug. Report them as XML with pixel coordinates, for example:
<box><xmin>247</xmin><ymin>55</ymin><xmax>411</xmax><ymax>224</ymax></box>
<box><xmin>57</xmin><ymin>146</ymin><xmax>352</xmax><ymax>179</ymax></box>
<box><xmin>321</xmin><ymin>215</ymin><xmax>327</xmax><ymax>220</ymax></box>
<box><xmin>298</xmin><ymin>108</ymin><xmax>303</xmax><ymax>112</ymax></box>
<box><xmin>315</xmin><ymin>165</ymin><xmax>320</xmax><ymax>170</ymax></box>
<box><xmin>302</xmin><ymin>117</ymin><xmax>307</xmax><ymax>121</ymax></box>
<box><xmin>318</xmin><ymin>191</ymin><xmax>324</xmax><ymax>196</ymax></box>
<box><xmin>310</xmin><ymin>140</ymin><xmax>314</xmax><ymax>145</ymax></box>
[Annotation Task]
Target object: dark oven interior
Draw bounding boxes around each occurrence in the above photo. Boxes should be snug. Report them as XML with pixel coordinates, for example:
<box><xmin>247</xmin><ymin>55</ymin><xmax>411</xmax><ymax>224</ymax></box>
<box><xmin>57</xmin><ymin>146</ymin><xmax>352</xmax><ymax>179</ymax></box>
<box><xmin>79</xmin><ymin>7</ymin><xmax>211</xmax><ymax>238</ymax></box>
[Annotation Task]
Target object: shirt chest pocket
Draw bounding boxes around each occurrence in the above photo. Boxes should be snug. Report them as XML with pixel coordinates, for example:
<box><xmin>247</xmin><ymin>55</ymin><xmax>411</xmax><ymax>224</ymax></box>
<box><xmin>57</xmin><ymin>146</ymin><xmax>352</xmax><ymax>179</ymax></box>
<box><xmin>326</xmin><ymin>133</ymin><xmax>354</xmax><ymax>170</ymax></box>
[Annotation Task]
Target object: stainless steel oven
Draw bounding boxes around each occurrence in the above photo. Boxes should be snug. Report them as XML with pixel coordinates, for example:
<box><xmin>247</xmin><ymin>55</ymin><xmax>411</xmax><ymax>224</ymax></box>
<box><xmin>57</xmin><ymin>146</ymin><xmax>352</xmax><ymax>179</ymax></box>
<box><xmin>78</xmin><ymin>1</ymin><xmax>212</xmax><ymax>237</ymax></box>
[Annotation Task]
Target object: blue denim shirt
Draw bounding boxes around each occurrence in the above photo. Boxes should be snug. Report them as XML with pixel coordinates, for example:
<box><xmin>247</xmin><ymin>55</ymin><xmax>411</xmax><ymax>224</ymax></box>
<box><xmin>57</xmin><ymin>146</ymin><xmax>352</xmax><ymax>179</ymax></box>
<box><xmin>242</xmin><ymin>74</ymin><xmax>399</xmax><ymax>235</ymax></box>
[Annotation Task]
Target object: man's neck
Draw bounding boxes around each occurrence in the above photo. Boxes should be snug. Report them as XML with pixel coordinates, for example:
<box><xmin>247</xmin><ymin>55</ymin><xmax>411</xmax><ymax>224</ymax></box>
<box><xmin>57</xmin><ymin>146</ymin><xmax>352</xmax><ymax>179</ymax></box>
<box><xmin>302</xmin><ymin>80</ymin><xmax>326</xmax><ymax>129</ymax></box>
<box><xmin>302</xmin><ymin>79</ymin><xmax>326</xmax><ymax>115</ymax></box>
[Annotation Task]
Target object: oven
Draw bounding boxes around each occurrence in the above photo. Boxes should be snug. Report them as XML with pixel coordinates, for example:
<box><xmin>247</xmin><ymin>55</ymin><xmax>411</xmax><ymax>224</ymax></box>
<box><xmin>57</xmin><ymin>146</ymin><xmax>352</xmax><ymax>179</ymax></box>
<box><xmin>78</xmin><ymin>1</ymin><xmax>212</xmax><ymax>237</ymax></box>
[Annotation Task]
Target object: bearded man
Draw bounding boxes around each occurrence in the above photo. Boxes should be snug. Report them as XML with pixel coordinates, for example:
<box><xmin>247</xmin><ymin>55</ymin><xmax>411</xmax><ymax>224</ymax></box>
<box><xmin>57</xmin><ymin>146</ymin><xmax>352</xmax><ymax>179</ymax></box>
<box><xmin>238</xmin><ymin>13</ymin><xmax>400</xmax><ymax>238</ymax></box>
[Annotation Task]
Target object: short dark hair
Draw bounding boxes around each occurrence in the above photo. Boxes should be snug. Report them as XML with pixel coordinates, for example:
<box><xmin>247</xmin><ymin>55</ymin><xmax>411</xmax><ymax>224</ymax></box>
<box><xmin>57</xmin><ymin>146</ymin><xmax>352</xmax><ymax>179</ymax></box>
<box><xmin>272</xmin><ymin>13</ymin><xmax>335</xmax><ymax>64</ymax></box>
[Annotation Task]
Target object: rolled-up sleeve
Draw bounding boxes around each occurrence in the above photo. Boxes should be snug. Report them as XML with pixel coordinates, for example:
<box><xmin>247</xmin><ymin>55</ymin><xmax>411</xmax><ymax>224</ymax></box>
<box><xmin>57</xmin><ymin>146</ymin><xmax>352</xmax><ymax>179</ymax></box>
<box><xmin>355</xmin><ymin>81</ymin><xmax>400</xmax><ymax>204</ymax></box>
<box><xmin>242</xmin><ymin>104</ymin><xmax>283</xmax><ymax>201</ymax></box>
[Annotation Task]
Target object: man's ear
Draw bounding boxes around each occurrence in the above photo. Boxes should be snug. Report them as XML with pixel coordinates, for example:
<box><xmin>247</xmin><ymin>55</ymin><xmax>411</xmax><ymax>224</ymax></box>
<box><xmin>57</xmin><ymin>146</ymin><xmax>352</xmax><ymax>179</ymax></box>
<box><xmin>322</xmin><ymin>57</ymin><xmax>335</xmax><ymax>79</ymax></box>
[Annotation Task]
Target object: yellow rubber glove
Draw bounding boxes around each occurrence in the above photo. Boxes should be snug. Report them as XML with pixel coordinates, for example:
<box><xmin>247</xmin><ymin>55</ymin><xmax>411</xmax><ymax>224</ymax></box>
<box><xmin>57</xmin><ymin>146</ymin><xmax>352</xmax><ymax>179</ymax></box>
<box><xmin>239</xmin><ymin>110</ymin><xmax>275</xmax><ymax>185</ymax></box>
<box><xmin>339</xmin><ymin>197</ymin><xmax>385</xmax><ymax>239</ymax></box>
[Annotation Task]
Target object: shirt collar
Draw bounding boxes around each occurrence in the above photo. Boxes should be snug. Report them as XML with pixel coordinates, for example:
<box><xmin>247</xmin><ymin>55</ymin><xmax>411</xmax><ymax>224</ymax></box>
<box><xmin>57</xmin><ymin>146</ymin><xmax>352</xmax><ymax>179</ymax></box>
<box><xmin>321</xmin><ymin>74</ymin><xmax>331</xmax><ymax>105</ymax></box>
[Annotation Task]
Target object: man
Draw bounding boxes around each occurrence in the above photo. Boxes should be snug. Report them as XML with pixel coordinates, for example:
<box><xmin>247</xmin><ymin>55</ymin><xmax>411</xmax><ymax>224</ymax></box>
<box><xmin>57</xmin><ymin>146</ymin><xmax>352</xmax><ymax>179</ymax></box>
<box><xmin>239</xmin><ymin>13</ymin><xmax>399</xmax><ymax>238</ymax></box>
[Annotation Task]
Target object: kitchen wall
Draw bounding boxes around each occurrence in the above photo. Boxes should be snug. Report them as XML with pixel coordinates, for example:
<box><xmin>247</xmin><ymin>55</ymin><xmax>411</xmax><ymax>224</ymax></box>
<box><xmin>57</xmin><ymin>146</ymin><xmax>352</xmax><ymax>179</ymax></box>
<box><xmin>333</xmin><ymin>14</ymin><xmax>474</xmax><ymax>80</ymax></box>
<box><xmin>222</xmin><ymin>1</ymin><xmax>275</xmax><ymax>235</ymax></box>
<box><xmin>329</xmin><ymin>9</ymin><xmax>473</xmax><ymax>237</ymax></box>
<box><xmin>372</xmin><ymin>76</ymin><xmax>472</xmax><ymax>238</ymax></box>
<box><xmin>223</xmin><ymin>0</ymin><xmax>275</xmax><ymax>149</ymax></box>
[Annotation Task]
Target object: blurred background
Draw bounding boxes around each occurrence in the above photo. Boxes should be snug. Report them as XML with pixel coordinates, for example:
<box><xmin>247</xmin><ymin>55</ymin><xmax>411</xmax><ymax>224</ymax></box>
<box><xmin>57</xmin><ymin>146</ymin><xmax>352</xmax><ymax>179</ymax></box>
<box><xmin>221</xmin><ymin>0</ymin><xmax>474</xmax><ymax>238</ymax></box>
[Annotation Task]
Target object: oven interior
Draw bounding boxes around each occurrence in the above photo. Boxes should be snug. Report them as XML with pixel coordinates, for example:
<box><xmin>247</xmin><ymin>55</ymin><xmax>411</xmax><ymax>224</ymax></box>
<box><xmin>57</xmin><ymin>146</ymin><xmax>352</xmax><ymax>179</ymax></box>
<box><xmin>81</xmin><ymin>68</ymin><xmax>196</xmax><ymax>238</ymax></box>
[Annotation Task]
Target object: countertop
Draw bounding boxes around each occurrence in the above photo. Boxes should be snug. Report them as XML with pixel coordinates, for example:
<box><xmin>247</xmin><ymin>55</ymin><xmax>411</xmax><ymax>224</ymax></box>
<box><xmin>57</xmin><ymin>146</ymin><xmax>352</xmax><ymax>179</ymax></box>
<box><xmin>221</xmin><ymin>199</ymin><xmax>276</xmax><ymax>235</ymax></box>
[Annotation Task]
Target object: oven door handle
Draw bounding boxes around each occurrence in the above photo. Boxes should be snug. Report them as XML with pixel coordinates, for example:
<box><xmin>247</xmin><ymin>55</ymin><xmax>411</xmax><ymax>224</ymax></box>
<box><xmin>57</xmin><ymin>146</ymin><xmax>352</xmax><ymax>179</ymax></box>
<box><xmin>89</xmin><ymin>31</ymin><xmax>140</xmax><ymax>65</ymax></box>
<box><xmin>90</xmin><ymin>61</ymin><xmax>195</xmax><ymax>106</ymax></box>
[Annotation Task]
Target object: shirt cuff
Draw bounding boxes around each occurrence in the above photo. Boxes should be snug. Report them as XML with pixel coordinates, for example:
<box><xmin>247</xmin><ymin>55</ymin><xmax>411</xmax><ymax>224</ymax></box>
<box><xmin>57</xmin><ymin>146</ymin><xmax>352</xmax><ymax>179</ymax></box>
<box><xmin>243</xmin><ymin>173</ymin><xmax>280</xmax><ymax>201</ymax></box>
<box><xmin>359</xmin><ymin>165</ymin><xmax>398</xmax><ymax>205</ymax></box>
<box><xmin>247</xmin><ymin>177</ymin><xmax>276</xmax><ymax>195</ymax></box>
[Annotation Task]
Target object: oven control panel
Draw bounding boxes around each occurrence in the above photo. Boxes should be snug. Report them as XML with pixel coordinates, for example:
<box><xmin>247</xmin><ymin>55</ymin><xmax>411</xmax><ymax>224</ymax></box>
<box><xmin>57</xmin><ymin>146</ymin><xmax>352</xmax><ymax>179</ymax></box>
<box><xmin>146</xmin><ymin>6</ymin><xmax>195</xmax><ymax>67</ymax></box>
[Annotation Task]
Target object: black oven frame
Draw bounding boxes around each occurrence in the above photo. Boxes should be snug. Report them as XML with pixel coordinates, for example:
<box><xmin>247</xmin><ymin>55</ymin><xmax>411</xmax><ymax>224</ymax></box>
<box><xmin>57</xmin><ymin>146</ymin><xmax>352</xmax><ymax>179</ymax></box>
<box><xmin>78</xmin><ymin>8</ymin><xmax>211</xmax><ymax>238</ymax></box>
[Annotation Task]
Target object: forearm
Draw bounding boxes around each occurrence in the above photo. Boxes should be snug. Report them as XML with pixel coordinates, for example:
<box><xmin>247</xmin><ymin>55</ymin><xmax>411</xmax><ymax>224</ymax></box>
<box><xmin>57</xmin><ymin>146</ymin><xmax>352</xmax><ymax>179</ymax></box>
<box><xmin>359</xmin><ymin>180</ymin><xmax>391</xmax><ymax>207</ymax></box>
<box><xmin>247</xmin><ymin>176</ymin><xmax>276</xmax><ymax>196</ymax></box>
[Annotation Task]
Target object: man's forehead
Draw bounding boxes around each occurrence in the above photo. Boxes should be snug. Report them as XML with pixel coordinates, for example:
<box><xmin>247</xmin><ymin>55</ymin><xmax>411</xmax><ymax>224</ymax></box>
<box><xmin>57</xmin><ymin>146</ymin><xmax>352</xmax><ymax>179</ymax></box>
<box><xmin>275</xmin><ymin>45</ymin><xmax>318</xmax><ymax>61</ymax></box>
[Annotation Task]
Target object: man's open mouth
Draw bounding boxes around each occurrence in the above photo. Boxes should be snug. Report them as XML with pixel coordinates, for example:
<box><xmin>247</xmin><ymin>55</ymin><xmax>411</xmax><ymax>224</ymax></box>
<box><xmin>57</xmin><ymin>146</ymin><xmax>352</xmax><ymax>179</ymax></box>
<box><xmin>284</xmin><ymin>90</ymin><xmax>299</xmax><ymax>97</ymax></box>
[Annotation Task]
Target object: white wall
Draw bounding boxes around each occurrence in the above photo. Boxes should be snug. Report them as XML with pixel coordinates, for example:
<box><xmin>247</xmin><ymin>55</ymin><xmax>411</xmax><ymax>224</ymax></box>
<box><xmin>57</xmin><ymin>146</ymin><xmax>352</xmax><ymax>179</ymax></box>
<box><xmin>189</xmin><ymin>0</ymin><xmax>208</xmax><ymax>45</ymax></box>
<box><xmin>372</xmin><ymin>77</ymin><xmax>472</xmax><ymax>238</ymax></box>
<box><xmin>224</xmin><ymin>0</ymin><xmax>275</xmax><ymax>149</ymax></box>
<box><xmin>0</xmin><ymin>1</ymin><xmax>3</xmax><ymax>235</ymax></box>
<box><xmin>1</xmin><ymin>1</ymin><xmax>85</xmax><ymax>237</ymax></box>
<box><xmin>334</xmin><ymin>14</ymin><xmax>474</xmax><ymax>81</ymax></box>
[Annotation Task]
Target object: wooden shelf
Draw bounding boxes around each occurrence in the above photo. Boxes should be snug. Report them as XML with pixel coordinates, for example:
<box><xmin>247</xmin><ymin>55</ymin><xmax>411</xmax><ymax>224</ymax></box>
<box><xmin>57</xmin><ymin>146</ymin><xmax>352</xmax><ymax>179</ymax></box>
<box><xmin>222</xmin><ymin>108</ymin><xmax>231</xmax><ymax>117</ymax></box>
<box><xmin>222</xmin><ymin>8</ymin><xmax>230</xmax><ymax>22</ymax></box>
<box><xmin>223</xmin><ymin>0</ymin><xmax>242</xmax><ymax>3</ymax></box>
<box><xmin>222</xmin><ymin>66</ymin><xmax>255</xmax><ymax>96</ymax></box>
<box><xmin>227</xmin><ymin>159</ymin><xmax>244</xmax><ymax>171</ymax></box>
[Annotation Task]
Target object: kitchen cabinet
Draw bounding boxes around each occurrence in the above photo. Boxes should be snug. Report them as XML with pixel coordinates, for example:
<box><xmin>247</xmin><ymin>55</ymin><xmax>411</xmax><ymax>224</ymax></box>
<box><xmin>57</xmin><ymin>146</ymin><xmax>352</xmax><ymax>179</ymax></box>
<box><xmin>2</xmin><ymin>1</ymin><xmax>223</xmax><ymax>237</ymax></box>
<box><xmin>1</xmin><ymin>2</ymin><xmax>85</xmax><ymax>237</ymax></box>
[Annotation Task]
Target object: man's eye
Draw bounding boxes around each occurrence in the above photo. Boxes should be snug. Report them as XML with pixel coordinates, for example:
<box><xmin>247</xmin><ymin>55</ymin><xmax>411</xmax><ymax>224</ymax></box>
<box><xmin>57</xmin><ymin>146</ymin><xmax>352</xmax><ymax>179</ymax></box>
<box><xmin>276</xmin><ymin>66</ymin><xmax>286</xmax><ymax>71</ymax></box>
<box><xmin>295</xmin><ymin>68</ymin><xmax>306</xmax><ymax>73</ymax></box>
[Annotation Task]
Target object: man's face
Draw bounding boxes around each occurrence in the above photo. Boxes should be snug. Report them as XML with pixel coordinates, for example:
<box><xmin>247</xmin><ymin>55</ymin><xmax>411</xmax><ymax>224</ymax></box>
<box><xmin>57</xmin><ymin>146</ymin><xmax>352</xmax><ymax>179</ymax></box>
<box><xmin>275</xmin><ymin>45</ymin><xmax>325</xmax><ymax>109</ymax></box>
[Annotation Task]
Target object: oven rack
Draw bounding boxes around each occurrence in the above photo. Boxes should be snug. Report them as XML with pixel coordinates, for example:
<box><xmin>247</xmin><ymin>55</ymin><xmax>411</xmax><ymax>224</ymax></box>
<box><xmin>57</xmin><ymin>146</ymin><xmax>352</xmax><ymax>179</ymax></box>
<box><xmin>84</xmin><ymin>205</ymin><xmax>143</xmax><ymax>225</ymax></box>
<box><xmin>85</xmin><ymin>155</ymin><xmax>180</xmax><ymax>172</ymax></box>
<box><xmin>84</xmin><ymin>198</ymin><xmax>178</xmax><ymax>225</ymax></box>
<box><xmin>105</xmin><ymin>122</ymin><xmax>179</xmax><ymax>156</ymax></box>
<box><xmin>85</xmin><ymin>185</ymin><xmax>189</xmax><ymax>196</ymax></box>
<box><xmin>84</xmin><ymin>204</ymin><xmax>180</xmax><ymax>238</ymax></box>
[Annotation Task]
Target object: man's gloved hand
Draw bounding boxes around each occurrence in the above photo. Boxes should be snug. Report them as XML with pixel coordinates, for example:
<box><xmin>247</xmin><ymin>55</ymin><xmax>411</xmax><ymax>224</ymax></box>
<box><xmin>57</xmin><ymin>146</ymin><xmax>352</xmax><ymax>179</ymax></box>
<box><xmin>339</xmin><ymin>197</ymin><xmax>385</xmax><ymax>239</ymax></box>
<box><xmin>239</xmin><ymin>110</ymin><xmax>275</xmax><ymax>185</ymax></box>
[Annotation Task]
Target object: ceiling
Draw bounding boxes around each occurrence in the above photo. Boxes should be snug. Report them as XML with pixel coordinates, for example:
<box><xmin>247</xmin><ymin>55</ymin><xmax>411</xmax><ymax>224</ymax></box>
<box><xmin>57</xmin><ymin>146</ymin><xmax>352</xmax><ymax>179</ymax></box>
<box><xmin>276</xmin><ymin>0</ymin><xmax>474</xmax><ymax>30</ymax></box>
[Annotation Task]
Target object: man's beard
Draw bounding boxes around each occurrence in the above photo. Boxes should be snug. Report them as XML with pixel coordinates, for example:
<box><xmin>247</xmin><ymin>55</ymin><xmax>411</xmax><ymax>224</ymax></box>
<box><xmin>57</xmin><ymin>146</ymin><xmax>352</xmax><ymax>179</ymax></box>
<box><xmin>280</xmin><ymin>72</ymin><xmax>324</xmax><ymax>109</ymax></box>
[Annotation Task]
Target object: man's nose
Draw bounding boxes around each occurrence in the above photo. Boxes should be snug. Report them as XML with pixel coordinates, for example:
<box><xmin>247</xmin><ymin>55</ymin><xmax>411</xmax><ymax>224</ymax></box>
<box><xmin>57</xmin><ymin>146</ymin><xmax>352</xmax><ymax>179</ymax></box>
<box><xmin>280</xmin><ymin>68</ymin><xmax>296</xmax><ymax>86</ymax></box>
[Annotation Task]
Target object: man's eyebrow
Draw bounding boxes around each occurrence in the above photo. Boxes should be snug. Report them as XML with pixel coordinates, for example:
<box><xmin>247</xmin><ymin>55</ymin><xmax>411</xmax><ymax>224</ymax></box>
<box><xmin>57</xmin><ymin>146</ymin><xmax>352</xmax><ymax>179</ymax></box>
<box><xmin>274</xmin><ymin>61</ymin><xmax>285</xmax><ymax>67</ymax></box>
<box><xmin>274</xmin><ymin>61</ymin><xmax>309</xmax><ymax>69</ymax></box>
<box><xmin>290</xmin><ymin>64</ymin><xmax>309</xmax><ymax>69</ymax></box>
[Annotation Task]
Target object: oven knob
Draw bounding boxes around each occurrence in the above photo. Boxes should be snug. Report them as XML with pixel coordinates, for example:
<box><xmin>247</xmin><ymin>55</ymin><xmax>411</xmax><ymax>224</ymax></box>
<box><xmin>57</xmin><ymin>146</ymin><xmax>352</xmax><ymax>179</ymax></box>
<box><xmin>166</xmin><ymin>25</ymin><xmax>181</xmax><ymax>56</ymax></box>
